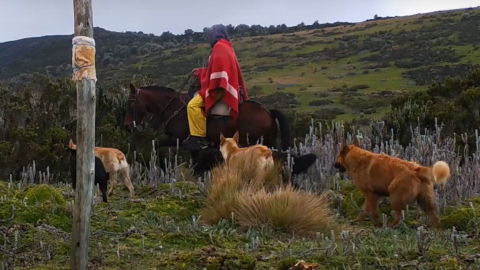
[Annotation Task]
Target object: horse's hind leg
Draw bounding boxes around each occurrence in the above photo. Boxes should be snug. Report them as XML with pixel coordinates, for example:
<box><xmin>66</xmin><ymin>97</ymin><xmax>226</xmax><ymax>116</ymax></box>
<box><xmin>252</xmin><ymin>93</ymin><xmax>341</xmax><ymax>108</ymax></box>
<box><xmin>259</xmin><ymin>133</ymin><xmax>274</xmax><ymax>148</ymax></box>
<box><xmin>262</xmin><ymin>124</ymin><xmax>277</xmax><ymax>149</ymax></box>
<box><xmin>240</xmin><ymin>133</ymin><xmax>261</xmax><ymax>147</ymax></box>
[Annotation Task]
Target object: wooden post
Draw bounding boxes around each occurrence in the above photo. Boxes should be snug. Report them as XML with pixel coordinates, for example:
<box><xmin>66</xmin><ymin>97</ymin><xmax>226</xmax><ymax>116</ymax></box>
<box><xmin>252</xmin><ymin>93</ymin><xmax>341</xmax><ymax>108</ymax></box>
<box><xmin>70</xmin><ymin>0</ymin><xmax>96</xmax><ymax>270</ymax></box>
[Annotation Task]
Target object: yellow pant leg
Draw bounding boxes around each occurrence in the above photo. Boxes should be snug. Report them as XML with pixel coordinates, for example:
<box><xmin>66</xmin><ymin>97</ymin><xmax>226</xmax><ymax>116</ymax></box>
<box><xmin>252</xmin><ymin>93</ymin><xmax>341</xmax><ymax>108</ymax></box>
<box><xmin>187</xmin><ymin>94</ymin><xmax>207</xmax><ymax>137</ymax></box>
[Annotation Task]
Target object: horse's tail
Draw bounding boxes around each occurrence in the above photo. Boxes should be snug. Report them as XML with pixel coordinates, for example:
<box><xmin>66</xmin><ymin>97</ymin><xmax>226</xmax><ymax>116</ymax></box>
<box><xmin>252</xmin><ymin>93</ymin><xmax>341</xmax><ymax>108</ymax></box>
<box><xmin>269</xmin><ymin>109</ymin><xmax>291</xmax><ymax>151</ymax></box>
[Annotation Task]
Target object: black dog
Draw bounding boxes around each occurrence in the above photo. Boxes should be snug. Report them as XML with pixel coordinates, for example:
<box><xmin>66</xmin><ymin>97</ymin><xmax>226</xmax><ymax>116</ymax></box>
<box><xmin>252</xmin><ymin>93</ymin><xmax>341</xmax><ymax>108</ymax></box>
<box><xmin>69</xmin><ymin>148</ymin><xmax>109</xmax><ymax>203</ymax></box>
<box><xmin>272</xmin><ymin>151</ymin><xmax>318</xmax><ymax>188</ymax></box>
<box><xmin>273</xmin><ymin>151</ymin><xmax>318</xmax><ymax>177</ymax></box>
<box><xmin>192</xmin><ymin>148</ymin><xmax>318</xmax><ymax>187</ymax></box>
<box><xmin>333</xmin><ymin>162</ymin><xmax>346</xmax><ymax>173</ymax></box>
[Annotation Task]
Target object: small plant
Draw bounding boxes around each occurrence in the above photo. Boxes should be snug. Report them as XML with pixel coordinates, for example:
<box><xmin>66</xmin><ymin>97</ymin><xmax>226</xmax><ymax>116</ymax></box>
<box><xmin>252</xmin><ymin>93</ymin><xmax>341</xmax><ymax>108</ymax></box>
<box><xmin>199</xmin><ymin>154</ymin><xmax>340</xmax><ymax>235</ymax></box>
<box><xmin>235</xmin><ymin>185</ymin><xmax>339</xmax><ymax>235</ymax></box>
<box><xmin>199</xmin><ymin>155</ymin><xmax>283</xmax><ymax>225</ymax></box>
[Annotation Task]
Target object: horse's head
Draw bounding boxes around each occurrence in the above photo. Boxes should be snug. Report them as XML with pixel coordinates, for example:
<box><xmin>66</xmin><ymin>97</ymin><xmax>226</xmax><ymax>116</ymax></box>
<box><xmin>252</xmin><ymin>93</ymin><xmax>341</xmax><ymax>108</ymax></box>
<box><xmin>125</xmin><ymin>83</ymin><xmax>148</xmax><ymax>131</ymax></box>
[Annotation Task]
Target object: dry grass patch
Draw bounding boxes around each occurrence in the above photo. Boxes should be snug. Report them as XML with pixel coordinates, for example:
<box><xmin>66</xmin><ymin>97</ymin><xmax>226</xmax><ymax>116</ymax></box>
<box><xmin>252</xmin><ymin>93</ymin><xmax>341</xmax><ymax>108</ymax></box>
<box><xmin>199</xmin><ymin>154</ymin><xmax>282</xmax><ymax>225</ymax></box>
<box><xmin>235</xmin><ymin>185</ymin><xmax>338</xmax><ymax>235</ymax></box>
<box><xmin>200</xmin><ymin>154</ymin><xmax>341</xmax><ymax>235</ymax></box>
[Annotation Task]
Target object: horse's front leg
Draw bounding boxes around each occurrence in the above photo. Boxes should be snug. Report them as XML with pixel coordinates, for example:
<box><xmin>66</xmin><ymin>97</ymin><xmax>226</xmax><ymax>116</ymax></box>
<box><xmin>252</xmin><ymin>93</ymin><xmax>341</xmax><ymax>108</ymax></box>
<box><xmin>189</xmin><ymin>150</ymin><xmax>203</xmax><ymax>176</ymax></box>
<box><xmin>157</xmin><ymin>136</ymin><xmax>182</xmax><ymax>148</ymax></box>
<box><xmin>156</xmin><ymin>135</ymin><xmax>185</xmax><ymax>173</ymax></box>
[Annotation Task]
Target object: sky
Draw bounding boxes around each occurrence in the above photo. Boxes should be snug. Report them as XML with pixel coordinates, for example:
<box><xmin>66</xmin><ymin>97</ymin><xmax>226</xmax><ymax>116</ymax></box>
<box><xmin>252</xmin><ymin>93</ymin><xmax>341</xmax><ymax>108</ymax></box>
<box><xmin>0</xmin><ymin>0</ymin><xmax>479</xmax><ymax>43</ymax></box>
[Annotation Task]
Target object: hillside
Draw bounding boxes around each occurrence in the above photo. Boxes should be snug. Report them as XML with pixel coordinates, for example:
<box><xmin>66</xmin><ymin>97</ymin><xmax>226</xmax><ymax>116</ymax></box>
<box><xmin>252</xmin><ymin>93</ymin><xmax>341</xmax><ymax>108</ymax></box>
<box><xmin>1</xmin><ymin>7</ymin><xmax>480</xmax><ymax>122</ymax></box>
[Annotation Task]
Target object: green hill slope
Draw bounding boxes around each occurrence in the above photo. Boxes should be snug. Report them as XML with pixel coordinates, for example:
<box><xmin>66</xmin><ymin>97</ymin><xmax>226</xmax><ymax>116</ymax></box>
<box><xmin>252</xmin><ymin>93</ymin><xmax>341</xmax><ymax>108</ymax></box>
<box><xmin>1</xmin><ymin>7</ymin><xmax>479</xmax><ymax>121</ymax></box>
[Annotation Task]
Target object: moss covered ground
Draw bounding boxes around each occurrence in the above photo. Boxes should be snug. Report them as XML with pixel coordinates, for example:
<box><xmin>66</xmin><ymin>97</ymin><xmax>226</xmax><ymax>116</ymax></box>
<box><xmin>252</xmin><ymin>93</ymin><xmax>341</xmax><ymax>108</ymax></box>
<box><xmin>1</xmin><ymin>180</ymin><xmax>480</xmax><ymax>270</ymax></box>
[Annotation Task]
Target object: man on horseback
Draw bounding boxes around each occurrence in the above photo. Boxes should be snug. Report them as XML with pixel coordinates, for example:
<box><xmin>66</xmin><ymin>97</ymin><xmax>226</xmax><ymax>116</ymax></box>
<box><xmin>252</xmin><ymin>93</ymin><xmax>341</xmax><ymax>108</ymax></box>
<box><xmin>182</xmin><ymin>23</ymin><xmax>249</xmax><ymax>151</ymax></box>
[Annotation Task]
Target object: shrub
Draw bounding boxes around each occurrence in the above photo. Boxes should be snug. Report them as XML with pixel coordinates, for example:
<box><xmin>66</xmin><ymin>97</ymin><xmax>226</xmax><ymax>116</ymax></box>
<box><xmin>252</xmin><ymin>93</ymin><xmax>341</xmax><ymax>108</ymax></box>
<box><xmin>349</xmin><ymin>84</ymin><xmax>370</xmax><ymax>91</ymax></box>
<box><xmin>23</xmin><ymin>184</ymin><xmax>66</xmax><ymax>207</ymax></box>
<box><xmin>340</xmin><ymin>91</ymin><xmax>399</xmax><ymax>113</ymax></box>
<box><xmin>252</xmin><ymin>92</ymin><xmax>299</xmax><ymax>108</ymax></box>
<box><xmin>327</xmin><ymin>84</ymin><xmax>369</xmax><ymax>93</ymax></box>
<box><xmin>249</xmin><ymin>85</ymin><xmax>264</xmax><ymax>96</ymax></box>
<box><xmin>440</xmin><ymin>198</ymin><xmax>480</xmax><ymax>232</ymax></box>
<box><xmin>200</xmin><ymin>155</ymin><xmax>282</xmax><ymax>225</ymax></box>
<box><xmin>315</xmin><ymin>92</ymin><xmax>329</xmax><ymax>98</ymax></box>
<box><xmin>314</xmin><ymin>108</ymin><xmax>345</xmax><ymax>120</ymax></box>
<box><xmin>200</xmin><ymin>154</ymin><xmax>339</xmax><ymax>235</ymax></box>
<box><xmin>308</xmin><ymin>99</ymin><xmax>334</xmax><ymax>106</ymax></box>
<box><xmin>401</xmin><ymin>64</ymin><xmax>480</xmax><ymax>86</ymax></box>
<box><xmin>235</xmin><ymin>186</ymin><xmax>337</xmax><ymax>235</ymax></box>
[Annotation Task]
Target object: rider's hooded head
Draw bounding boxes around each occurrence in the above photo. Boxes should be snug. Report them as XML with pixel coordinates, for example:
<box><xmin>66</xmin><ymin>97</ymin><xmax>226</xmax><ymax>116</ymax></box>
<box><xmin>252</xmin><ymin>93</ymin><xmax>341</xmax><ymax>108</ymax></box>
<box><xmin>207</xmin><ymin>24</ymin><xmax>229</xmax><ymax>48</ymax></box>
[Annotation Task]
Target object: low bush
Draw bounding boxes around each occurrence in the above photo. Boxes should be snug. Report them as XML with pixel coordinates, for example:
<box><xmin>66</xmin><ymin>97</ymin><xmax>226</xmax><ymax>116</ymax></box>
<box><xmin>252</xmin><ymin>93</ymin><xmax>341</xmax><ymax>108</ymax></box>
<box><xmin>200</xmin><ymin>154</ymin><xmax>340</xmax><ymax>235</ymax></box>
<box><xmin>308</xmin><ymin>99</ymin><xmax>334</xmax><ymax>106</ymax></box>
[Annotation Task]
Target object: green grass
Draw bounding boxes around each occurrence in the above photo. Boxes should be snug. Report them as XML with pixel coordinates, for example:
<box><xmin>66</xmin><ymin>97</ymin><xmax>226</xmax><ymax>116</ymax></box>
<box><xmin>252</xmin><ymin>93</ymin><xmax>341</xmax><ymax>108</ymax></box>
<box><xmin>230</xmin><ymin>9</ymin><xmax>480</xmax><ymax>119</ymax></box>
<box><xmin>1</xmin><ymin>179</ymin><xmax>480</xmax><ymax>270</ymax></box>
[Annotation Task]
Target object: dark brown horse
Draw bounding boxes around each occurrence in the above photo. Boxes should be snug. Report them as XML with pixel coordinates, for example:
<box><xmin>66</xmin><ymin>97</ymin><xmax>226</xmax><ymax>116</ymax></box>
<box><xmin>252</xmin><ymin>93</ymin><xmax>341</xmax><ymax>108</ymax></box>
<box><xmin>125</xmin><ymin>84</ymin><xmax>291</xmax><ymax>154</ymax></box>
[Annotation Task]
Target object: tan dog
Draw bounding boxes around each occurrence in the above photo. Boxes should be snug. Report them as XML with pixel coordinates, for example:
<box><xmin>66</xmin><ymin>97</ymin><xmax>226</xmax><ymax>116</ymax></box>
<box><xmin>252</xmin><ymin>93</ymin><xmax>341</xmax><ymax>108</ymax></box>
<box><xmin>219</xmin><ymin>131</ymin><xmax>274</xmax><ymax>174</ymax></box>
<box><xmin>68</xmin><ymin>140</ymin><xmax>134</xmax><ymax>197</ymax></box>
<box><xmin>334</xmin><ymin>136</ymin><xmax>450</xmax><ymax>229</ymax></box>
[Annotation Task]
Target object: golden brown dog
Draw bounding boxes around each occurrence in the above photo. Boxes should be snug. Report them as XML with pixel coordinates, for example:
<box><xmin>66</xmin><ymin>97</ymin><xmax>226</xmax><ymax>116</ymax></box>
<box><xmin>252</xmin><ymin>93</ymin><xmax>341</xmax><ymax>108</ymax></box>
<box><xmin>334</xmin><ymin>137</ymin><xmax>450</xmax><ymax>229</ymax></box>
<box><xmin>219</xmin><ymin>131</ymin><xmax>274</xmax><ymax>174</ymax></box>
<box><xmin>69</xmin><ymin>140</ymin><xmax>134</xmax><ymax>197</ymax></box>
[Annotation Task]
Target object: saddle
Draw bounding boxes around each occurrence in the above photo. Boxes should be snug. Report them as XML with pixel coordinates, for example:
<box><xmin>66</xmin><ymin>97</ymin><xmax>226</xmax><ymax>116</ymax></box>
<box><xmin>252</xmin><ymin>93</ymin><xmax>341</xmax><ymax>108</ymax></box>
<box><xmin>187</xmin><ymin>75</ymin><xmax>262</xmax><ymax>117</ymax></box>
<box><xmin>190</xmin><ymin>87</ymin><xmax>248</xmax><ymax>117</ymax></box>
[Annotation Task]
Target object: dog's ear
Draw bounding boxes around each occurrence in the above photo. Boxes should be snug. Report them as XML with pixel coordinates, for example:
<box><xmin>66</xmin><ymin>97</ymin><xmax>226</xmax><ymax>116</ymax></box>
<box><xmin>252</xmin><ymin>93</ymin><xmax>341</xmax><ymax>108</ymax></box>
<box><xmin>220</xmin><ymin>133</ymin><xmax>225</xmax><ymax>142</ymax></box>
<box><xmin>340</xmin><ymin>143</ymin><xmax>349</xmax><ymax>153</ymax></box>
<box><xmin>353</xmin><ymin>136</ymin><xmax>360</xmax><ymax>147</ymax></box>
<box><xmin>233</xmin><ymin>131</ymin><xmax>239</xmax><ymax>142</ymax></box>
<box><xmin>129</xmin><ymin>83</ymin><xmax>137</xmax><ymax>95</ymax></box>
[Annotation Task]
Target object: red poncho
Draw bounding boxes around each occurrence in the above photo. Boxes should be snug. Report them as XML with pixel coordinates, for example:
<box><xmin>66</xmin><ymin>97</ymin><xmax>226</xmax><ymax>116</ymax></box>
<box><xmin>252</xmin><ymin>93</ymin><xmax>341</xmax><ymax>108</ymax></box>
<box><xmin>194</xmin><ymin>39</ymin><xmax>248</xmax><ymax>120</ymax></box>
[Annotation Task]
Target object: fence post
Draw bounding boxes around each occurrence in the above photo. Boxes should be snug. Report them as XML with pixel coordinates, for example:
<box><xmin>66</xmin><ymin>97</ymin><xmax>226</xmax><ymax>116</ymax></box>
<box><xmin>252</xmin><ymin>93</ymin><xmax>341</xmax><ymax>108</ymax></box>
<box><xmin>70</xmin><ymin>0</ymin><xmax>96</xmax><ymax>269</ymax></box>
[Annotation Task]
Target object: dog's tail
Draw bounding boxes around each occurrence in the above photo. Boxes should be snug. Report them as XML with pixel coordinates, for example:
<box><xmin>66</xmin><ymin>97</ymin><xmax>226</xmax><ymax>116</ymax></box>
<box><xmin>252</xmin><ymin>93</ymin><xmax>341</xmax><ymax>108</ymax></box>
<box><xmin>257</xmin><ymin>148</ymin><xmax>275</xmax><ymax>171</ymax></box>
<box><xmin>112</xmin><ymin>153</ymin><xmax>129</xmax><ymax>171</ymax></box>
<box><xmin>415</xmin><ymin>161</ymin><xmax>451</xmax><ymax>185</ymax></box>
<box><xmin>115</xmin><ymin>154</ymin><xmax>131</xmax><ymax>183</ymax></box>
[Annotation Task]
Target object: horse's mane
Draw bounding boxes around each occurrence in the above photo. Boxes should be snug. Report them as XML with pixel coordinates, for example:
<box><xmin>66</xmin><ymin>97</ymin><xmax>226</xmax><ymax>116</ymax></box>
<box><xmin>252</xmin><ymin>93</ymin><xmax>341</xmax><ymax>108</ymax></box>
<box><xmin>140</xmin><ymin>85</ymin><xmax>178</xmax><ymax>93</ymax></box>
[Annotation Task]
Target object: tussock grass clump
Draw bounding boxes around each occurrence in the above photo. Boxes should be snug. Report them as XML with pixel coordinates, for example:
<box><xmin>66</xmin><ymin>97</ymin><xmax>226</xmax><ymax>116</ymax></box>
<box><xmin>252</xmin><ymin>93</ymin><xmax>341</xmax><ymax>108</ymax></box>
<box><xmin>200</xmin><ymin>154</ymin><xmax>339</xmax><ymax>235</ymax></box>
<box><xmin>199</xmin><ymin>154</ymin><xmax>280</xmax><ymax>225</ymax></box>
<box><xmin>235</xmin><ymin>185</ymin><xmax>337</xmax><ymax>235</ymax></box>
